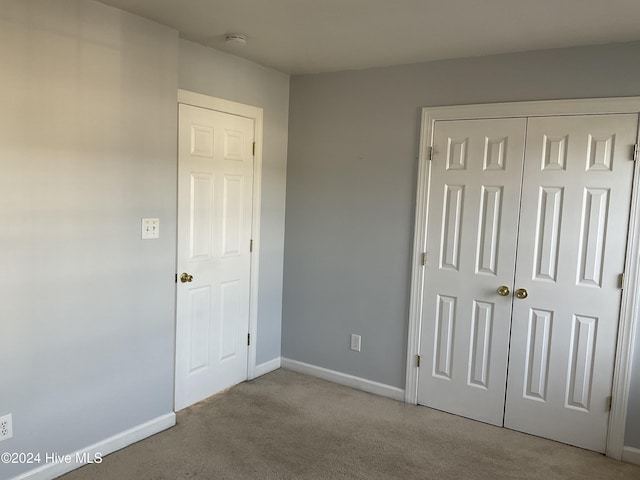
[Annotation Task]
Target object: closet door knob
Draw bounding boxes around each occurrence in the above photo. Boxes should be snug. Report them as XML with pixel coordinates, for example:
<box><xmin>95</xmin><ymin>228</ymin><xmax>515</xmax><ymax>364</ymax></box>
<box><xmin>515</xmin><ymin>288</ymin><xmax>528</xmax><ymax>299</ymax></box>
<box><xmin>497</xmin><ymin>286</ymin><xmax>510</xmax><ymax>296</ymax></box>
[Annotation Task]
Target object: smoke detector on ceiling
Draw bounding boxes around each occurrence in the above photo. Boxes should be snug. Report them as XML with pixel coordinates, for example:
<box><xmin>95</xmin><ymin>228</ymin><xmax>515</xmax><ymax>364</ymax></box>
<box><xmin>225</xmin><ymin>33</ymin><xmax>247</xmax><ymax>46</ymax></box>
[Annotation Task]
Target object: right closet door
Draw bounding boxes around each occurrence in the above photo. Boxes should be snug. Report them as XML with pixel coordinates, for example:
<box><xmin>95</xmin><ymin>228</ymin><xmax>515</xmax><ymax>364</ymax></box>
<box><xmin>504</xmin><ymin>114</ymin><xmax>637</xmax><ymax>452</ymax></box>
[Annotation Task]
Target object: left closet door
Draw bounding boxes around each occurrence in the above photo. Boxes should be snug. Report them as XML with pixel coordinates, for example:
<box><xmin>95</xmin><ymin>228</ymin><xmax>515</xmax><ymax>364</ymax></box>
<box><xmin>417</xmin><ymin>117</ymin><xmax>527</xmax><ymax>426</ymax></box>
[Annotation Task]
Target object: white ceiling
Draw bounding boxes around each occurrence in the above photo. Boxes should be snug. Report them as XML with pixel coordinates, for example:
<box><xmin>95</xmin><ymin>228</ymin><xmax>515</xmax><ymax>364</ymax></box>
<box><xmin>97</xmin><ymin>0</ymin><xmax>640</xmax><ymax>74</ymax></box>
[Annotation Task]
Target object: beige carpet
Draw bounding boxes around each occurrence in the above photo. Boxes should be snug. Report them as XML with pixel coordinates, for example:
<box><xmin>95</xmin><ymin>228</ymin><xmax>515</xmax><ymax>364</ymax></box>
<box><xmin>61</xmin><ymin>369</ymin><xmax>640</xmax><ymax>479</ymax></box>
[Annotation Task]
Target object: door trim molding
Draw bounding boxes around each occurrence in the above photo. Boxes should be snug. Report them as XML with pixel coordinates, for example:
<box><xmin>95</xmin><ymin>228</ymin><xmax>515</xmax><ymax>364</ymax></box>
<box><xmin>406</xmin><ymin>97</ymin><xmax>640</xmax><ymax>460</ymax></box>
<box><xmin>177</xmin><ymin>89</ymin><xmax>264</xmax><ymax>383</ymax></box>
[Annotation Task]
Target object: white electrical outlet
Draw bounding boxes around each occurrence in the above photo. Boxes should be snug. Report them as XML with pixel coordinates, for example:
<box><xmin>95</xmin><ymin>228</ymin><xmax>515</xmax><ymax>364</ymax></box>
<box><xmin>0</xmin><ymin>414</ymin><xmax>13</xmax><ymax>441</ymax></box>
<box><xmin>350</xmin><ymin>334</ymin><xmax>362</xmax><ymax>352</ymax></box>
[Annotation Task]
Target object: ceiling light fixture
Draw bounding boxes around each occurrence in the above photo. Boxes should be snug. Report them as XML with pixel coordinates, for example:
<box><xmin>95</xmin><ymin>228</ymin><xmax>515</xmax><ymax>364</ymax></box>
<box><xmin>224</xmin><ymin>33</ymin><xmax>247</xmax><ymax>46</ymax></box>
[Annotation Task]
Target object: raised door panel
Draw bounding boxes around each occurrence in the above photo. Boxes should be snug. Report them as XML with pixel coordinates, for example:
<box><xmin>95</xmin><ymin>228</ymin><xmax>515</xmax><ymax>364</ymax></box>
<box><xmin>222</xmin><ymin>175</ymin><xmax>244</xmax><ymax>257</ymax></box>
<box><xmin>434</xmin><ymin>294</ymin><xmax>456</xmax><ymax>379</ymax></box>
<box><xmin>476</xmin><ymin>186</ymin><xmax>503</xmax><ymax>275</ymax></box>
<box><xmin>533</xmin><ymin>187</ymin><xmax>563</xmax><ymax>282</ymax></box>
<box><xmin>468</xmin><ymin>300</ymin><xmax>494</xmax><ymax>389</ymax></box>
<box><xmin>220</xmin><ymin>280</ymin><xmax>241</xmax><ymax>361</ymax></box>
<box><xmin>190</xmin><ymin>174</ymin><xmax>213</xmax><ymax>260</ymax></box>
<box><xmin>523</xmin><ymin>309</ymin><xmax>552</xmax><ymax>401</ymax></box>
<box><xmin>187</xmin><ymin>286</ymin><xmax>212</xmax><ymax>373</ymax></box>
<box><xmin>440</xmin><ymin>185</ymin><xmax>464</xmax><ymax>271</ymax></box>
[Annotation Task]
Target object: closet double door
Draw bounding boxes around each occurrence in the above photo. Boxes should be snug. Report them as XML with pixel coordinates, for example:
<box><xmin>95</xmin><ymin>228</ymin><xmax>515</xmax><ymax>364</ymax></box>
<box><xmin>417</xmin><ymin>114</ymin><xmax>638</xmax><ymax>452</ymax></box>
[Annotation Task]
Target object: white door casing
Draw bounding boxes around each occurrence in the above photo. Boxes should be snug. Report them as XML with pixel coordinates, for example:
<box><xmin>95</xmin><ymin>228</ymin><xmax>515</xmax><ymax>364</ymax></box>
<box><xmin>504</xmin><ymin>114</ymin><xmax>638</xmax><ymax>452</ymax></box>
<box><xmin>417</xmin><ymin>118</ymin><xmax>527</xmax><ymax>426</ymax></box>
<box><xmin>175</xmin><ymin>102</ymin><xmax>254</xmax><ymax>411</ymax></box>
<box><xmin>406</xmin><ymin>98</ymin><xmax>640</xmax><ymax>459</ymax></box>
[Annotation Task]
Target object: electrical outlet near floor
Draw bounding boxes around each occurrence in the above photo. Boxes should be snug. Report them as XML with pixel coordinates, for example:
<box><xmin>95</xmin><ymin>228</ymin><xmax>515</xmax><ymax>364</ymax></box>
<box><xmin>350</xmin><ymin>334</ymin><xmax>362</xmax><ymax>352</ymax></box>
<box><xmin>0</xmin><ymin>414</ymin><xmax>13</xmax><ymax>441</ymax></box>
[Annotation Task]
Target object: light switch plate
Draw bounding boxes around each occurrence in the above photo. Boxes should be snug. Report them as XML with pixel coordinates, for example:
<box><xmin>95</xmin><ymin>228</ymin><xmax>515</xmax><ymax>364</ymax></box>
<box><xmin>141</xmin><ymin>218</ymin><xmax>160</xmax><ymax>239</ymax></box>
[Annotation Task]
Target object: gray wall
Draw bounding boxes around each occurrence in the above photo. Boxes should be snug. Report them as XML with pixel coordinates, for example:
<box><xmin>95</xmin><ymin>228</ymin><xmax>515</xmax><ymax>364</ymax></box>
<box><xmin>283</xmin><ymin>41</ymin><xmax>640</xmax><ymax>448</ymax></box>
<box><xmin>178</xmin><ymin>40</ymin><xmax>290</xmax><ymax>364</ymax></box>
<box><xmin>0</xmin><ymin>1</ymin><xmax>178</xmax><ymax>478</ymax></box>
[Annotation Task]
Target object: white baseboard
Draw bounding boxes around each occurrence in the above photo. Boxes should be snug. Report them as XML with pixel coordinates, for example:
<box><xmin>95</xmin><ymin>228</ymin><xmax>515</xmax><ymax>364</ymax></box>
<box><xmin>281</xmin><ymin>358</ymin><xmax>405</xmax><ymax>402</ymax></box>
<box><xmin>252</xmin><ymin>357</ymin><xmax>281</xmax><ymax>379</ymax></box>
<box><xmin>12</xmin><ymin>413</ymin><xmax>176</xmax><ymax>480</ymax></box>
<box><xmin>622</xmin><ymin>446</ymin><xmax>640</xmax><ymax>465</ymax></box>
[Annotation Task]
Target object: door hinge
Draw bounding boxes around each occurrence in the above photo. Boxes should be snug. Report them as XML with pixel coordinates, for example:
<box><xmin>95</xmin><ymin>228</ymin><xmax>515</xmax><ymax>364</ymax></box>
<box><xmin>421</xmin><ymin>252</ymin><xmax>427</xmax><ymax>266</ymax></box>
<box><xmin>428</xmin><ymin>146</ymin><xmax>433</xmax><ymax>161</ymax></box>
<box><xmin>247</xmin><ymin>333</ymin><xmax>251</xmax><ymax>346</ymax></box>
<box><xmin>416</xmin><ymin>354</ymin><xmax>421</xmax><ymax>368</ymax></box>
<box><xmin>633</xmin><ymin>144</ymin><xmax>638</xmax><ymax>161</ymax></box>
<box><xmin>250</xmin><ymin>239</ymin><xmax>254</xmax><ymax>252</ymax></box>
<box><xmin>175</xmin><ymin>273</ymin><xmax>177</xmax><ymax>283</ymax></box>
<box><xmin>606</xmin><ymin>396</ymin><xmax>612</xmax><ymax>411</ymax></box>
<box><xmin>253</xmin><ymin>142</ymin><xmax>256</xmax><ymax>156</ymax></box>
<box><xmin>619</xmin><ymin>273</ymin><xmax>625</xmax><ymax>290</ymax></box>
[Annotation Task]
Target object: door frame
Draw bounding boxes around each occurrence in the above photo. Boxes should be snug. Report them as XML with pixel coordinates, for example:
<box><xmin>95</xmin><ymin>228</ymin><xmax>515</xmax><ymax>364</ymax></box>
<box><xmin>176</xmin><ymin>89</ymin><xmax>264</xmax><ymax>382</ymax></box>
<box><xmin>405</xmin><ymin>97</ymin><xmax>640</xmax><ymax>460</ymax></box>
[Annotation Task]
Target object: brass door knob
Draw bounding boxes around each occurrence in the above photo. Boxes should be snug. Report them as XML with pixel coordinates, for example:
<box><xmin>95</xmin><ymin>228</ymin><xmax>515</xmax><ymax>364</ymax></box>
<box><xmin>515</xmin><ymin>288</ymin><xmax>528</xmax><ymax>299</ymax></box>
<box><xmin>497</xmin><ymin>285</ymin><xmax>510</xmax><ymax>296</ymax></box>
<box><xmin>180</xmin><ymin>273</ymin><xmax>193</xmax><ymax>283</ymax></box>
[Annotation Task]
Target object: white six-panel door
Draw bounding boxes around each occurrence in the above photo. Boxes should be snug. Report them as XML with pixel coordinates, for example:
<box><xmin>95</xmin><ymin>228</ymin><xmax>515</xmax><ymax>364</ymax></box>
<box><xmin>417</xmin><ymin>118</ymin><xmax>527</xmax><ymax>426</ymax></box>
<box><xmin>418</xmin><ymin>113</ymin><xmax>638</xmax><ymax>451</ymax></box>
<box><xmin>175</xmin><ymin>103</ymin><xmax>254</xmax><ymax>411</ymax></box>
<box><xmin>504</xmin><ymin>114</ymin><xmax>637</xmax><ymax>452</ymax></box>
